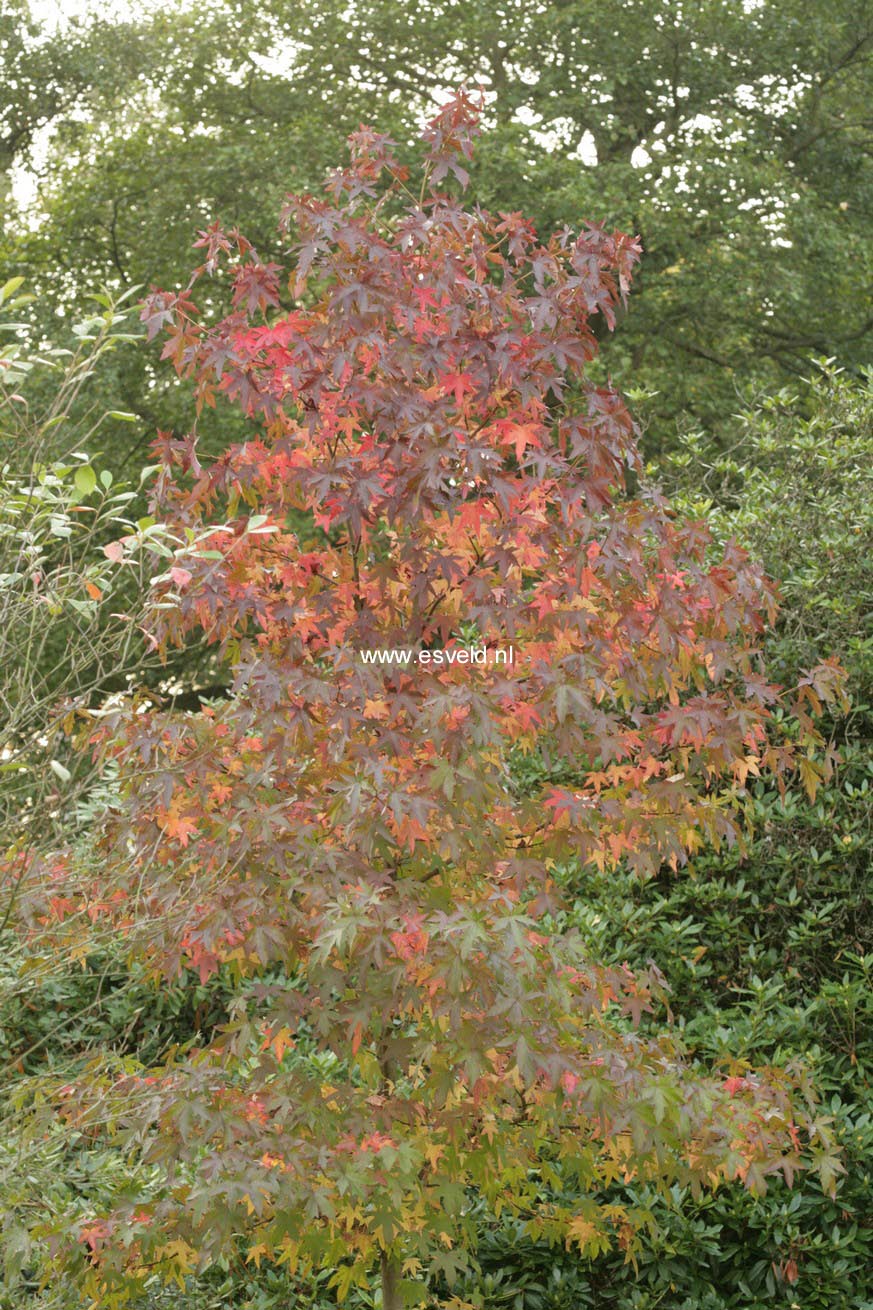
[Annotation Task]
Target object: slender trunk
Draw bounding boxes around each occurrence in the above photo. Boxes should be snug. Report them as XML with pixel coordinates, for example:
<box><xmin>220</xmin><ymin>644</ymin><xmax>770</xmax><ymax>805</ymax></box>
<box><xmin>381</xmin><ymin>1251</ymin><xmax>402</xmax><ymax>1310</ymax></box>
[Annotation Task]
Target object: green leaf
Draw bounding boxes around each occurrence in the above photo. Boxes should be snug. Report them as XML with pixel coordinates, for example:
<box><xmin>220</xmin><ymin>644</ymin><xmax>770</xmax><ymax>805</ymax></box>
<box><xmin>0</xmin><ymin>276</ymin><xmax>25</xmax><ymax>304</ymax></box>
<box><xmin>74</xmin><ymin>465</ymin><xmax>97</xmax><ymax>496</ymax></box>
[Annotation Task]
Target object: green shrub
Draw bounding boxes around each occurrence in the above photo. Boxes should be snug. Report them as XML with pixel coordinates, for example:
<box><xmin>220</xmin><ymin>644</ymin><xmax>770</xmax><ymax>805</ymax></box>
<box><xmin>658</xmin><ymin>362</ymin><xmax>873</xmax><ymax>712</ymax></box>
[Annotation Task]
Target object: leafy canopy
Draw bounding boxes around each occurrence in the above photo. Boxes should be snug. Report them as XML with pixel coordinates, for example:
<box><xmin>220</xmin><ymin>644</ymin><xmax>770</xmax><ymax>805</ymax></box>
<box><xmin>5</xmin><ymin>0</ymin><xmax>871</xmax><ymax>449</ymax></box>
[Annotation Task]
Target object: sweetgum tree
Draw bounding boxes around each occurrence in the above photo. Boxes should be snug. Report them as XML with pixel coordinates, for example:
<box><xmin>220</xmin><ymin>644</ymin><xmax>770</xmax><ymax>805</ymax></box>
<box><xmin>21</xmin><ymin>93</ymin><xmax>846</xmax><ymax>1308</ymax></box>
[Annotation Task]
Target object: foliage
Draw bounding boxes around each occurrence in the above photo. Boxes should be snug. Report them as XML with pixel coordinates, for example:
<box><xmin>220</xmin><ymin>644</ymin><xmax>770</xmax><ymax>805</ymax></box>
<box><xmin>457</xmin><ymin>743</ymin><xmax>873</xmax><ymax>1308</ymax></box>
<box><xmin>3</xmin><ymin>0</ymin><xmax>871</xmax><ymax>450</ymax></box>
<box><xmin>448</xmin><ymin>365</ymin><xmax>873</xmax><ymax>1308</ymax></box>
<box><xmin>5</xmin><ymin>94</ymin><xmax>850</xmax><ymax>1310</ymax></box>
<box><xmin>0</xmin><ymin>280</ymin><xmax>169</xmax><ymax>888</ymax></box>
<box><xmin>0</xmin><ymin>283</ymin><xmax>197</xmax><ymax>1306</ymax></box>
<box><xmin>658</xmin><ymin>363</ymin><xmax>873</xmax><ymax>710</ymax></box>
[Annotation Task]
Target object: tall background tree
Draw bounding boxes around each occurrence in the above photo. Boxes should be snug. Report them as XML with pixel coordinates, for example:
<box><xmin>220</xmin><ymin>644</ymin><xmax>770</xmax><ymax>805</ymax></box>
<box><xmin>3</xmin><ymin>0</ymin><xmax>871</xmax><ymax>450</ymax></box>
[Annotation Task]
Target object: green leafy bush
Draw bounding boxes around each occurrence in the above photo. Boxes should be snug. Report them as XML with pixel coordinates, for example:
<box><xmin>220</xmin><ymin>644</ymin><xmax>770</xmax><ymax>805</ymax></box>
<box><xmin>658</xmin><ymin>362</ymin><xmax>873</xmax><ymax>710</ymax></box>
<box><xmin>0</xmin><ymin>281</ymin><xmax>158</xmax><ymax>863</ymax></box>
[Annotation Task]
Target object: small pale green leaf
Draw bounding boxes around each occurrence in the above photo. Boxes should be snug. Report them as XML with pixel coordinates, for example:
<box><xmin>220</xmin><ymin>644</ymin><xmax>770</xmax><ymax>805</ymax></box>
<box><xmin>74</xmin><ymin>465</ymin><xmax>97</xmax><ymax>496</ymax></box>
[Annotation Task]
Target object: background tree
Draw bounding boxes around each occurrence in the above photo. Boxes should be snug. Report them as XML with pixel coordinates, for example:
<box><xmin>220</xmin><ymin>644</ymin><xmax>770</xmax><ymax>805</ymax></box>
<box><xmin>0</xmin><ymin>0</ymin><xmax>177</xmax><ymax>213</ymax></box>
<box><xmin>4</xmin><ymin>0</ymin><xmax>871</xmax><ymax>452</ymax></box>
<box><xmin>11</xmin><ymin>94</ymin><xmax>845</xmax><ymax>1310</ymax></box>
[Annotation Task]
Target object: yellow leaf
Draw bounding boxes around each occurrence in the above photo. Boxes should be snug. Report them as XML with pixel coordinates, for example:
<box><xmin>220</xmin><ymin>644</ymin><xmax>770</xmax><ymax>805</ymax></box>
<box><xmin>156</xmin><ymin>1238</ymin><xmax>198</xmax><ymax>1273</ymax></box>
<box><xmin>423</xmin><ymin>1141</ymin><xmax>445</xmax><ymax>1169</ymax></box>
<box><xmin>566</xmin><ymin>1215</ymin><xmax>600</xmax><ymax>1252</ymax></box>
<box><xmin>276</xmin><ymin>1237</ymin><xmax>301</xmax><ymax>1273</ymax></box>
<box><xmin>363</xmin><ymin>697</ymin><xmax>390</xmax><ymax>719</ymax></box>
<box><xmin>263</xmin><ymin>1024</ymin><xmax>294</xmax><ymax>1062</ymax></box>
<box><xmin>799</xmin><ymin>756</ymin><xmax>822</xmax><ymax>803</ymax></box>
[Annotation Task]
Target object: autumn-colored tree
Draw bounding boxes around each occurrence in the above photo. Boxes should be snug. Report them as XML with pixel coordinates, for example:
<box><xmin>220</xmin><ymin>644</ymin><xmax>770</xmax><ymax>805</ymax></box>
<box><xmin>22</xmin><ymin>92</ymin><xmax>846</xmax><ymax>1308</ymax></box>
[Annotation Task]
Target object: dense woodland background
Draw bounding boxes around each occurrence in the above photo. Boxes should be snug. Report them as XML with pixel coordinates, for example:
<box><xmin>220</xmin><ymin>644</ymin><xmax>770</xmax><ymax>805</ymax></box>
<box><xmin>1</xmin><ymin>0</ymin><xmax>871</xmax><ymax>1306</ymax></box>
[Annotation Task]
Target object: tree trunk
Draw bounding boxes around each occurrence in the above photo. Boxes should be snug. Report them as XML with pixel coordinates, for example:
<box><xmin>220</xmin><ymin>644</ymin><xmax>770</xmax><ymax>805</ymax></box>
<box><xmin>381</xmin><ymin>1251</ymin><xmax>402</xmax><ymax>1310</ymax></box>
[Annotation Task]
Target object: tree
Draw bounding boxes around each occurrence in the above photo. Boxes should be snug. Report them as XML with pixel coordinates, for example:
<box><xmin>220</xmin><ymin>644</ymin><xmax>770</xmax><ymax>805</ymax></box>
<box><xmin>17</xmin><ymin>93</ymin><xmax>845</xmax><ymax>1308</ymax></box>
<box><xmin>5</xmin><ymin>0</ymin><xmax>871</xmax><ymax>450</ymax></box>
<box><xmin>0</xmin><ymin>0</ymin><xmax>174</xmax><ymax>215</ymax></box>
